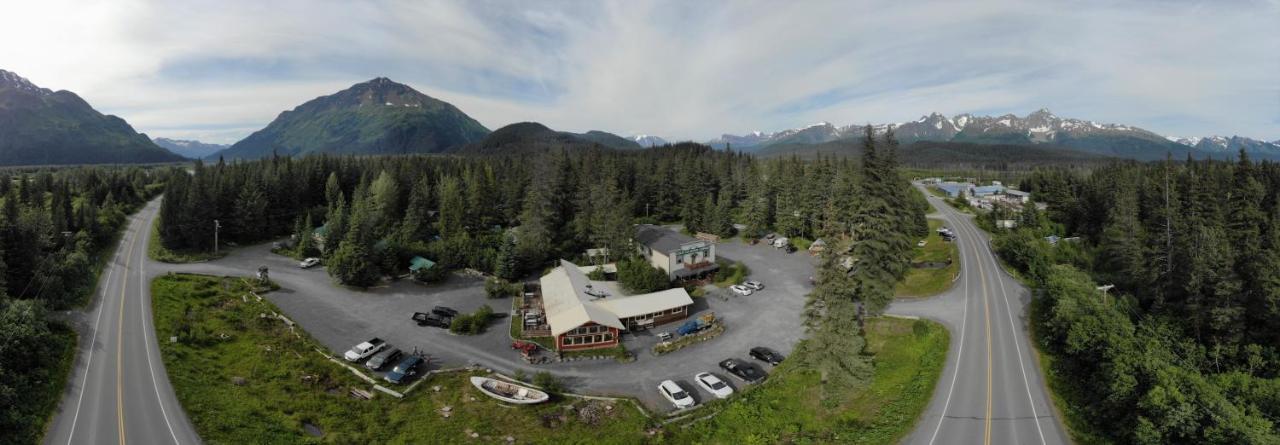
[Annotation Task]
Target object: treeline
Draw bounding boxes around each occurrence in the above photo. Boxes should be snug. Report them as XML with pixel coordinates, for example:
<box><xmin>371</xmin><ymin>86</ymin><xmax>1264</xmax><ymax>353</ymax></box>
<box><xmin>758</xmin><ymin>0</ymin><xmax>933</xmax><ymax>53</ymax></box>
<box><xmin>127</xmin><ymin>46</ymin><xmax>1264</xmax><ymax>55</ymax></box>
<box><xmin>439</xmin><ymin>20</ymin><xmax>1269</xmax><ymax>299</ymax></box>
<box><xmin>795</xmin><ymin>129</ymin><xmax>928</xmax><ymax>395</ymax></box>
<box><xmin>157</xmin><ymin>138</ymin><xmax>927</xmax><ymax>288</ymax></box>
<box><xmin>0</xmin><ymin>167</ymin><xmax>161</xmax><ymax>444</ymax></box>
<box><xmin>986</xmin><ymin>153</ymin><xmax>1280</xmax><ymax>443</ymax></box>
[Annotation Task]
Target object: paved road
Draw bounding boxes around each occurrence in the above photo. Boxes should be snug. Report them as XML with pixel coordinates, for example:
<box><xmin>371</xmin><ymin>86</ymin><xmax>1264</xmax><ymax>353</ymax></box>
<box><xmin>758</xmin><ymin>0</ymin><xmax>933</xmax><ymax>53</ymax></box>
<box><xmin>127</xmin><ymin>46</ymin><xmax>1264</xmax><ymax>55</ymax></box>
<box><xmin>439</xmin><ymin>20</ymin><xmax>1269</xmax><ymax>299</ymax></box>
<box><xmin>46</xmin><ymin>199</ymin><xmax>200</xmax><ymax>445</ymax></box>
<box><xmin>890</xmin><ymin>186</ymin><xmax>1070</xmax><ymax>445</ymax></box>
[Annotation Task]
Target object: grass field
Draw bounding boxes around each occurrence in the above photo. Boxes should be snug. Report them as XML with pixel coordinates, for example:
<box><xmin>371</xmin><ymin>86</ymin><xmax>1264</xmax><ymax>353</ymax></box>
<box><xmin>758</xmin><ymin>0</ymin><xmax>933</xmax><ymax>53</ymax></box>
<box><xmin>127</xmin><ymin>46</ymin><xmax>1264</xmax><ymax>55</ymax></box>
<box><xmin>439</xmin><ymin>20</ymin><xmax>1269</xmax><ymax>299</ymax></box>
<box><xmin>669</xmin><ymin>317</ymin><xmax>949</xmax><ymax>444</ymax></box>
<box><xmin>896</xmin><ymin>219</ymin><xmax>960</xmax><ymax>297</ymax></box>
<box><xmin>153</xmin><ymin>273</ymin><xmax>653</xmax><ymax>444</ymax></box>
<box><xmin>148</xmin><ymin>219</ymin><xmax>227</xmax><ymax>263</ymax></box>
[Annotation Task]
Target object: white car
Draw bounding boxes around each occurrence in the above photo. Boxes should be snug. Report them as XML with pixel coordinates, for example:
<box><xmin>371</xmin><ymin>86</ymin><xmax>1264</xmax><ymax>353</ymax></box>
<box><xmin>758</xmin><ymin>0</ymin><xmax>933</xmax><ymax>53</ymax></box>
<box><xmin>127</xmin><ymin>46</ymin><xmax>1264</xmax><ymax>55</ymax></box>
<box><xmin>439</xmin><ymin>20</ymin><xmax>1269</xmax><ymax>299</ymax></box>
<box><xmin>730</xmin><ymin>284</ymin><xmax>753</xmax><ymax>296</ymax></box>
<box><xmin>343</xmin><ymin>338</ymin><xmax>386</xmax><ymax>362</ymax></box>
<box><xmin>743</xmin><ymin>280</ymin><xmax>764</xmax><ymax>291</ymax></box>
<box><xmin>658</xmin><ymin>380</ymin><xmax>696</xmax><ymax>409</ymax></box>
<box><xmin>694</xmin><ymin>372</ymin><xmax>734</xmax><ymax>399</ymax></box>
<box><xmin>300</xmin><ymin>257</ymin><xmax>321</xmax><ymax>268</ymax></box>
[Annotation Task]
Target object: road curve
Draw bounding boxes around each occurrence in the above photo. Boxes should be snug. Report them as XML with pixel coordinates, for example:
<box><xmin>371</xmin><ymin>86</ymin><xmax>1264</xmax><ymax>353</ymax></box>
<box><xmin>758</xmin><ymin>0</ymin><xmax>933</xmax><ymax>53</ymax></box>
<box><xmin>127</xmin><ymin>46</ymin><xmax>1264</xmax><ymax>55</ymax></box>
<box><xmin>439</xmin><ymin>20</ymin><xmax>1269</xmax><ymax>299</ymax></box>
<box><xmin>45</xmin><ymin>199</ymin><xmax>200</xmax><ymax>445</ymax></box>
<box><xmin>890</xmin><ymin>186</ymin><xmax>1070</xmax><ymax>445</ymax></box>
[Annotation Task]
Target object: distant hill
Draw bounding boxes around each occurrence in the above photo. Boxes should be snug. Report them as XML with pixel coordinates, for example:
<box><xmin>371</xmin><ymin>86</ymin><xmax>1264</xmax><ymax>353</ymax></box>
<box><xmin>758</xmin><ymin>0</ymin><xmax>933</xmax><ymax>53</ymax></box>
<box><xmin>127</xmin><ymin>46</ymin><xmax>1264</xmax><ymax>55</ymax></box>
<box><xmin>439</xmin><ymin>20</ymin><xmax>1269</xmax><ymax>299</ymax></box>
<box><xmin>153</xmin><ymin>137</ymin><xmax>227</xmax><ymax>159</ymax></box>
<box><xmin>630</xmin><ymin>134</ymin><xmax>668</xmax><ymax>147</ymax></box>
<box><xmin>455</xmin><ymin>122</ymin><xmax>643</xmax><ymax>154</ymax></box>
<box><xmin>0</xmin><ymin>69</ymin><xmax>184</xmax><ymax>166</ymax></box>
<box><xmin>211</xmin><ymin>77</ymin><xmax>489</xmax><ymax>160</ymax></box>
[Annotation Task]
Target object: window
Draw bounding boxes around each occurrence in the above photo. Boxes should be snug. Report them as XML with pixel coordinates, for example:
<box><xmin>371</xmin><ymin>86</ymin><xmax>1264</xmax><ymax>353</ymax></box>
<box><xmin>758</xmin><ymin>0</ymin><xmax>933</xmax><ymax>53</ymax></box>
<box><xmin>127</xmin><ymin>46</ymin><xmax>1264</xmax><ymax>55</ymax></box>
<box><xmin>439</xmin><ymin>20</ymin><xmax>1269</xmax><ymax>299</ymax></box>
<box><xmin>604</xmin><ymin>333</ymin><xmax>613</xmax><ymax>341</ymax></box>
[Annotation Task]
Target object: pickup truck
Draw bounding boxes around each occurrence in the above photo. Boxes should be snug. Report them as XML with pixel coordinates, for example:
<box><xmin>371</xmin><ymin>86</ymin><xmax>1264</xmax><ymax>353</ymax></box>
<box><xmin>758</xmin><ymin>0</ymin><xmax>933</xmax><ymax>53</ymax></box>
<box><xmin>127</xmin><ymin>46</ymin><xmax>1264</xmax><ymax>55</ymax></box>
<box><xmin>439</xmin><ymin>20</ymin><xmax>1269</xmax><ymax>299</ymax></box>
<box><xmin>343</xmin><ymin>337</ymin><xmax>387</xmax><ymax>362</ymax></box>
<box><xmin>412</xmin><ymin>311</ymin><xmax>451</xmax><ymax>328</ymax></box>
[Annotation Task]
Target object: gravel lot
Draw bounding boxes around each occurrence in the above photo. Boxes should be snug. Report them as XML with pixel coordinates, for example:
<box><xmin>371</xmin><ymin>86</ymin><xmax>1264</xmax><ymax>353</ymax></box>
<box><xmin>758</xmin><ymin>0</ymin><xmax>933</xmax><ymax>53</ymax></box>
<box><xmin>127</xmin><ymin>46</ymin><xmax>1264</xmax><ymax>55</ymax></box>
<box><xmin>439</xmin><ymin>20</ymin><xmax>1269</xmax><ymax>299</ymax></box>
<box><xmin>160</xmin><ymin>238</ymin><xmax>816</xmax><ymax>412</ymax></box>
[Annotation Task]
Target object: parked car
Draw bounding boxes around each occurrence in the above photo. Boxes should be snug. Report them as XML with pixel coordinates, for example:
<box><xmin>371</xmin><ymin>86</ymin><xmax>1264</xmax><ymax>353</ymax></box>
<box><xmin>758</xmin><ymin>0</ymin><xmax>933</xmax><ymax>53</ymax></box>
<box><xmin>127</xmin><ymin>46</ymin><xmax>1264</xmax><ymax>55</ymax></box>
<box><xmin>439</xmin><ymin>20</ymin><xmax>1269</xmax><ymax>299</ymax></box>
<box><xmin>343</xmin><ymin>337</ymin><xmax>387</xmax><ymax>362</ymax></box>
<box><xmin>658</xmin><ymin>380</ymin><xmax>696</xmax><ymax>409</ymax></box>
<box><xmin>384</xmin><ymin>355</ymin><xmax>424</xmax><ymax>384</ymax></box>
<box><xmin>784</xmin><ymin>245</ymin><xmax>797</xmax><ymax>254</ymax></box>
<box><xmin>299</xmin><ymin>257</ymin><xmax>321</xmax><ymax>268</ymax></box>
<box><xmin>749</xmin><ymin>346</ymin><xmax>785</xmax><ymax>365</ymax></box>
<box><xmin>694</xmin><ymin>372</ymin><xmax>734</xmax><ymax>399</ymax></box>
<box><xmin>412</xmin><ymin>311</ymin><xmax>451</xmax><ymax>328</ymax></box>
<box><xmin>743</xmin><ymin>280</ymin><xmax>764</xmax><ymax>291</ymax></box>
<box><xmin>365</xmin><ymin>347</ymin><xmax>402</xmax><ymax>371</ymax></box>
<box><xmin>729</xmin><ymin>284</ymin><xmax>753</xmax><ymax>296</ymax></box>
<box><xmin>431</xmin><ymin>306</ymin><xmax>459</xmax><ymax>318</ymax></box>
<box><xmin>719</xmin><ymin>358</ymin><xmax>765</xmax><ymax>383</ymax></box>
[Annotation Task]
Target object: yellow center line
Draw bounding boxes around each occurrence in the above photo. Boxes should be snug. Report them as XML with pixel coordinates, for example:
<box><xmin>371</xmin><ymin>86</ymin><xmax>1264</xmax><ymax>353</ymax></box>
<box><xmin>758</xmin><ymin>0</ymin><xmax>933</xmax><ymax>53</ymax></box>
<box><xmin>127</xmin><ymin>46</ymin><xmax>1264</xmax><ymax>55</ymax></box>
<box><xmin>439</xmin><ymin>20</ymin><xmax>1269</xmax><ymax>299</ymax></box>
<box><xmin>970</xmin><ymin>221</ymin><xmax>994</xmax><ymax>445</ymax></box>
<box><xmin>117</xmin><ymin>226</ymin><xmax>140</xmax><ymax>445</ymax></box>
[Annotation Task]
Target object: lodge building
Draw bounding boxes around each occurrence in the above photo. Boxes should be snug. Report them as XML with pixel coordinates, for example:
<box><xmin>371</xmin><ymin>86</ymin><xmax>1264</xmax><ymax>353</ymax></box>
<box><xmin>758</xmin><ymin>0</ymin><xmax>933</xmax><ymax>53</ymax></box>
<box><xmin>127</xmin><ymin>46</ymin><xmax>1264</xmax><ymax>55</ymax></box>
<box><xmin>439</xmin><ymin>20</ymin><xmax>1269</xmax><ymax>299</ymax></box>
<box><xmin>634</xmin><ymin>224</ymin><xmax>718</xmax><ymax>280</ymax></box>
<box><xmin>539</xmin><ymin>259</ymin><xmax>693</xmax><ymax>351</ymax></box>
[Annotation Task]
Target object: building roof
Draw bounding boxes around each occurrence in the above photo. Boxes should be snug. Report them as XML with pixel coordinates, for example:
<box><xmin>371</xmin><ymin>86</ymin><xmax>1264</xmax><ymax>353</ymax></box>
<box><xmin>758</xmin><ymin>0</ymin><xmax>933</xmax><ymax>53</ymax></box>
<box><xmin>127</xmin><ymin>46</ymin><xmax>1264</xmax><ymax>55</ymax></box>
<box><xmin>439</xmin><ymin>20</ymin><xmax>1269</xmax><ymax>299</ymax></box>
<box><xmin>1005</xmin><ymin>189</ymin><xmax>1030</xmax><ymax>197</ymax></box>
<box><xmin>597</xmin><ymin>288</ymin><xmax>693</xmax><ymax>320</ymax></box>
<box><xmin>635</xmin><ymin>224</ymin><xmax>696</xmax><ymax>253</ymax></box>
<box><xmin>937</xmin><ymin>182</ymin><xmax>974</xmax><ymax>197</ymax></box>
<box><xmin>541</xmin><ymin>260</ymin><xmax>626</xmax><ymax>337</ymax></box>
<box><xmin>409</xmin><ymin>256</ymin><xmax>436</xmax><ymax>271</ymax></box>
<box><xmin>313</xmin><ymin>224</ymin><xmax>329</xmax><ymax>238</ymax></box>
<box><xmin>973</xmin><ymin>185</ymin><xmax>1006</xmax><ymax>195</ymax></box>
<box><xmin>539</xmin><ymin>259</ymin><xmax>692</xmax><ymax>337</ymax></box>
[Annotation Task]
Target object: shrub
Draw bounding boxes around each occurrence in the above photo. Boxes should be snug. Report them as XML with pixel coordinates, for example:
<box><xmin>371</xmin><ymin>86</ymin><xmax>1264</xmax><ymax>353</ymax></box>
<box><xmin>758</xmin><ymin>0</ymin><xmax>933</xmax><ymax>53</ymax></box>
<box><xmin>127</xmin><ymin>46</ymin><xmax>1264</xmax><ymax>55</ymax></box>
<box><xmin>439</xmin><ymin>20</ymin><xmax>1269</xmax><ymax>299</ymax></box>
<box><xmin>484</xmin><ymin>278</ymin><xmax>521</xmax><ymax>299</ymax></box>
<box><xmin>449</xmin><ymin>304</ymin><xmax>496</xmax><ymax>335</ymax></box>
<box><xmin>533</xmin><ymin>371</ymin><xmax>564</xmax><ymax>395</ymax></box>
<box><xmin>617</xmin><ymin>258</ymin><xmax>670</xmax><ymax>293</ymax></box>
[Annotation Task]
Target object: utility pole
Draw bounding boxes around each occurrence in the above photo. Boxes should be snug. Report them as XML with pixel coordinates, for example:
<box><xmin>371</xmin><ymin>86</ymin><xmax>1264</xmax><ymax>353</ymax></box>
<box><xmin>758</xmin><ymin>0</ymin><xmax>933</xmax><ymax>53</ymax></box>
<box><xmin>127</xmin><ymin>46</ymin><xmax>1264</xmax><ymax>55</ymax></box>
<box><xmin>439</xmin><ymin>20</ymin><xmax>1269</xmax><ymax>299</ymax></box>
<box><xmin>214</xmin><ymin>219</ymin><xmax>221</xmax><ymax>254</ymax></box>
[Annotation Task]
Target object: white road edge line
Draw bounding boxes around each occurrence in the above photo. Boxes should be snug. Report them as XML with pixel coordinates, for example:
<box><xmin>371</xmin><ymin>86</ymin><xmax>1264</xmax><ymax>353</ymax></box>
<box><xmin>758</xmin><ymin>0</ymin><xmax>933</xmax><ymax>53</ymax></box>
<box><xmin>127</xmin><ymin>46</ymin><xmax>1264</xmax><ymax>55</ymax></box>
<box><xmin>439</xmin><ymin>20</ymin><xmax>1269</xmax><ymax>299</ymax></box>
<box><xmin>984</xmin><ymin>227</ymin><xmax>1049</xmax><ymax>445</ymax></box>
<box><xmin>138</xmin><ymin>207</ymin><xmax>183</xmax><ymax>444</ymax></box>
<box><xmin>927</xmin><ymin>198</ymin><xmax>969</xmax><ymax>445</ymax></box>
<box><xmin>66</xmin><ymin>228</ymin><xmax>126</xmax><ymax>445</ymax></box>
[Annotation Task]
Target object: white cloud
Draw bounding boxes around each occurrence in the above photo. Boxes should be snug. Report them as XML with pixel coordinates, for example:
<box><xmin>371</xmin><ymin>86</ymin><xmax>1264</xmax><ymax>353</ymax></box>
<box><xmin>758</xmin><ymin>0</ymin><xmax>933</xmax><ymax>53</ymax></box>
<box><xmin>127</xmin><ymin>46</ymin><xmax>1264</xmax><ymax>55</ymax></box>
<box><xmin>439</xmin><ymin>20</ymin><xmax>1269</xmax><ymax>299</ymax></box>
<box><xmin>1</xmin><ymin>0</ymin><xmax>1277</xmax><ymax>144</ymax></box>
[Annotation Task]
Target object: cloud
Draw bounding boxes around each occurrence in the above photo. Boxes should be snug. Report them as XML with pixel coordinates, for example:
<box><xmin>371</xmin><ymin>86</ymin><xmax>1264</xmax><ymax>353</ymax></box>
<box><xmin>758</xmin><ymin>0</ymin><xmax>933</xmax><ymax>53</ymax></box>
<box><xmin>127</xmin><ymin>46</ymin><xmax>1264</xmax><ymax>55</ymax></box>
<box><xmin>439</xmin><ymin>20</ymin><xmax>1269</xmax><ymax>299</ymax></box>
<box><xmin>1</xmin><ymin>0</ymin><xmax>1276</xmax><ymax>143</ymax></box>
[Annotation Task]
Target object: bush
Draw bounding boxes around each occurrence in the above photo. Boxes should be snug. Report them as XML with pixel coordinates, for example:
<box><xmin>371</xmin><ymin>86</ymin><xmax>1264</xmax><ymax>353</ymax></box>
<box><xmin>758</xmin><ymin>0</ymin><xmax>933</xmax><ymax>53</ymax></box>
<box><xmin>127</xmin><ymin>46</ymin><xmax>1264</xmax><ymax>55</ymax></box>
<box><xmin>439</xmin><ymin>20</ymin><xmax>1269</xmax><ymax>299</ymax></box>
<box><xmin>532</xmin><ymin>371</ymin><xmax>564</xmax><ymax>395</ymax></box>
<box><xmin>484</xmin><ymin>278</ymin><xmax>522</xmax><ymax>299</ymax></box>
<box><xmin>617</xmin><ymin>258</ymin><xmax>670</xmax><ymax>293</ymax></box>
<box><xmin>449</xmin><ymin>304</ymin><xmax>496</xmax><ymax>335</ymax></box>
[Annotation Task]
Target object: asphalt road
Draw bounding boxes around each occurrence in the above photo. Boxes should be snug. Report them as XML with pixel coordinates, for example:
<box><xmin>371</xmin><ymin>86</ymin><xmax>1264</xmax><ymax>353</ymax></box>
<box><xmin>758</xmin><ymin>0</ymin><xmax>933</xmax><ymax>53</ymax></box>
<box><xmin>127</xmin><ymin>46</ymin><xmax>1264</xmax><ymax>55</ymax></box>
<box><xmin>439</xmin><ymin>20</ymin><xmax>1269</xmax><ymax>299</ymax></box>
<box><xmin>890</xmin><ymin>186</ymin><xmax>1070</xmax><ymax>445</ymax></box>
<box><xmin>45</xmin><ymin>199</ymin><xmax>200</xmax><ymax>445</ymax></box>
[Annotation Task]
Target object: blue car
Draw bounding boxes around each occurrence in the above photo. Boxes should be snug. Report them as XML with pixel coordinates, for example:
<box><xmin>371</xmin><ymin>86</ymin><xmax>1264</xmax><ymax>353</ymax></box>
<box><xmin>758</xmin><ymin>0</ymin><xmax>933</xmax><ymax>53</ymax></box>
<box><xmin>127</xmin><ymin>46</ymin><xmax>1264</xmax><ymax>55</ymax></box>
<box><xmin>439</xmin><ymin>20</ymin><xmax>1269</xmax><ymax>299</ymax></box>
<box><xmin>384</xmin><ymin>355</ymin><xmax>424</xmax><ymax>384</ymax></box>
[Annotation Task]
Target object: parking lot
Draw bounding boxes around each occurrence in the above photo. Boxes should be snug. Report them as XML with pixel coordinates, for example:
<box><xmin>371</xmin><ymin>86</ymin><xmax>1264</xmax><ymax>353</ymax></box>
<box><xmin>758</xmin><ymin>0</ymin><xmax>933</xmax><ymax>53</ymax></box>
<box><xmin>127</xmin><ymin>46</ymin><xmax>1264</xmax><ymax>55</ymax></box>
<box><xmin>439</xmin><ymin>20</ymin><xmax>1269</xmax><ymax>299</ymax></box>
<box><xmin>162</xmin><ymin>238</ymin><xmax>817</xmax><ymax>412</ymax></box>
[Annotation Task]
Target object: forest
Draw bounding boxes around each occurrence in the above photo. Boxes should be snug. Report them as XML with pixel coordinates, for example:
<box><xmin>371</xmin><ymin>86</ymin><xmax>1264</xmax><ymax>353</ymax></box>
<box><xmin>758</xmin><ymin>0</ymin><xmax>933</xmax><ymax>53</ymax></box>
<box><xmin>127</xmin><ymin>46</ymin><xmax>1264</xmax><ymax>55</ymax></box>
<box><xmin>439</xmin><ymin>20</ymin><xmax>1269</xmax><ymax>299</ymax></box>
<box><xmin>984</xmin><ymin>152</ymin><xmax>1280</xmax><ymax>443</ymax></box>
<box><xmin>0</xmin><ymin>167</ymin><xmax>162</xmax><ymax>444</ymax></box>
<box><xmin>157</xmin><ymin>137</ymin><xmax>928</xmax><ymax>305</ymax></box>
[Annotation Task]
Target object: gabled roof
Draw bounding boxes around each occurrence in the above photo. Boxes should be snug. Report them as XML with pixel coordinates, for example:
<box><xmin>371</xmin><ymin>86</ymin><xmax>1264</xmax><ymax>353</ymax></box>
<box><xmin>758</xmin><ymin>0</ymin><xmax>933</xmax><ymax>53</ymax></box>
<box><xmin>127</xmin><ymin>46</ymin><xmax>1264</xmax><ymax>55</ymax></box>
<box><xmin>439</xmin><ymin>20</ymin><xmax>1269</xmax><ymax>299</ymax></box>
<box><xmin>541</xmin><ymin>260</ymin><xmax>626</xmax><ymax>337</ymax></box>
<box><xmin>635</xmin><ymin>224</ymin><xmax>696</xmax><ymax>253</ymax></box>
<box><xmin>409</xmin><ymin>256</ymin><xmax>436</xmax><ymax>271</ymax></box>
<box><xmin>597</xmin><ymin>288</ymin><xmax>692</xmax><ymax>319</ymax></box>
<box><xmin>540</xmin><ymin>259</ymin><xmax>693</xmax><ymax>337</ymax></box>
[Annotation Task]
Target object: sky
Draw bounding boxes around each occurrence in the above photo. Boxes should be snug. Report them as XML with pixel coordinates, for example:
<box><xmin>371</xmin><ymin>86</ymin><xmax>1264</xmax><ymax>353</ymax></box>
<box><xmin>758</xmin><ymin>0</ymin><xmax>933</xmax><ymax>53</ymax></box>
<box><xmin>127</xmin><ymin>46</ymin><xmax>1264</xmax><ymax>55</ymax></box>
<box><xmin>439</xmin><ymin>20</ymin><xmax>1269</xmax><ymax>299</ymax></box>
<box><xmin>2</xmin><ymin>0</ymin><xmax>1278</xmax><ymax>144</ymax></box>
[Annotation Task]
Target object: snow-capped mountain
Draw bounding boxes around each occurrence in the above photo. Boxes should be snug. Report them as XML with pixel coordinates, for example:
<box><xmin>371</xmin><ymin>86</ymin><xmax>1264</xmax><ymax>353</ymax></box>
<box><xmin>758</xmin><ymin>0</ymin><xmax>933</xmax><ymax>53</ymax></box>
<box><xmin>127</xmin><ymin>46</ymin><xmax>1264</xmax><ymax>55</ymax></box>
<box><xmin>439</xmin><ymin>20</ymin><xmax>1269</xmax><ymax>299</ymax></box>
<box><xmin>713</xmin><ymin>109</ymin><xmax>1279</xmax><ymax>160</ymax></box>
<box><xmin>1167</xmin><ymin>135</ymin><xmax>1280</xmax><ymax>155</ymax></box>
<box><xmin>630</xmin><ymin>134</ymin><xmax>668</xmax><ymax>147</ymax></box>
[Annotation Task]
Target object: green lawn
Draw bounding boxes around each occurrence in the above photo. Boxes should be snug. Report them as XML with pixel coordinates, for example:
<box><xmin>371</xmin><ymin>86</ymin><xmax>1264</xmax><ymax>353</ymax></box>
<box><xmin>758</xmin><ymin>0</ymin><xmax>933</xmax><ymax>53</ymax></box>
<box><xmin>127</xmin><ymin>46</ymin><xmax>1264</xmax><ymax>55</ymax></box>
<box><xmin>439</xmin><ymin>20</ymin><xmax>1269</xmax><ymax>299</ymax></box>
<box><xmin>153</xmin><ymin>273</ymin><xmax>650</xmax><ymax>444</ymax></box>
<box><xmin>148</xmin><ymin>219</ymin><xmax>227</xmax><ymax>263</ymax></box>
<box><xmin>669</xmin><ymin>317</ymin><xmax>949</xmax><ymax>444</ymax></box>
<box><xmin>712</xmin><ymin>260</ymin><xmax>751</xmax><ymax>288</ymax></box>
<box><xmin>896</xmin><ymin>219</ymin><xmax>959</xmax><ymax>297</ymax></box>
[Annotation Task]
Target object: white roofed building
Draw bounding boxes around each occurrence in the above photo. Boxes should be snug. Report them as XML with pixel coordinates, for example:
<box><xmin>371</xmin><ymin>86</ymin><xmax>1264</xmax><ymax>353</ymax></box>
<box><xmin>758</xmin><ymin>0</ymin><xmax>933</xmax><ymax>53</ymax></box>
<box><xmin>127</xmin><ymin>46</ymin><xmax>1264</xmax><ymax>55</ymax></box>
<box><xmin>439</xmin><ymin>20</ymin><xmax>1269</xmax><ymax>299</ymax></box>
<box><xmin>538</xmin><ymin>260</ymin><xmax>693</xmax><ymax>351</ymax></box>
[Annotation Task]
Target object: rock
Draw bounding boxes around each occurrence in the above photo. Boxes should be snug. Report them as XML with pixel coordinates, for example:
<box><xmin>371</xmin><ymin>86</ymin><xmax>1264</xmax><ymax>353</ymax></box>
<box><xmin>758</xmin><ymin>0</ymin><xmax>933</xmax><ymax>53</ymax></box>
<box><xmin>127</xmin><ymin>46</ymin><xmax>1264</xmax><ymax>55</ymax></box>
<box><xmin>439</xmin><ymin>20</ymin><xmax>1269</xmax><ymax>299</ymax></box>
<box><xmin>231</xmin><ymin>376</ymin><xmax>247</xmax><ymax>386</ymax></box>
<box><xmin>470</xmin><ymin>432</ymin><xmax>479</xmax><ymax>438</ymax></box>
<box><xmin>442</xmin><ymin>406</ymin><xmax>453</xmax><ymax>412</ymax></box>
<box><xmin>505</xmin><ymin>436</ymin><xmax>515</xmax><ymax>442</ymax></box>
<box><xmin>432</xmin><ymin>385</ymin><xmax>442</xmax><ymax>392</ymax></box>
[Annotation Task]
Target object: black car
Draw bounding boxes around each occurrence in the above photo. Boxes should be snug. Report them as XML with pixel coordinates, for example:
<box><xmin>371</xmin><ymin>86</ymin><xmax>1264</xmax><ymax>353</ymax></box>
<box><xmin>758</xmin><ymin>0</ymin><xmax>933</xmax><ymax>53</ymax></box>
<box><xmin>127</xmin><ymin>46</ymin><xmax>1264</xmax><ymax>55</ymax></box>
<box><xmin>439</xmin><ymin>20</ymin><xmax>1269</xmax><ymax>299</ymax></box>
<box><xmin>719</xmin><ymin>358</ymin><xmax>765</xmax><ymax>384</ymax></box>
<box><xmin>431</xmin><ymin>306</ymin><xmax>459</xmax><ymax>318</ymax></box>
<box><xmin>384</xmin><ymin>355</ymin><xmax>424</xmax><ymax>384</ymax></box>
<box><xmin>412</xmin><ymin>311</ymin><xmax>451</xmax><ymax>328</ymax></box>
<box><xmin>749</xmin><ymin>347</ymin><xmax>785</xmax><ymax>365</ymax></box>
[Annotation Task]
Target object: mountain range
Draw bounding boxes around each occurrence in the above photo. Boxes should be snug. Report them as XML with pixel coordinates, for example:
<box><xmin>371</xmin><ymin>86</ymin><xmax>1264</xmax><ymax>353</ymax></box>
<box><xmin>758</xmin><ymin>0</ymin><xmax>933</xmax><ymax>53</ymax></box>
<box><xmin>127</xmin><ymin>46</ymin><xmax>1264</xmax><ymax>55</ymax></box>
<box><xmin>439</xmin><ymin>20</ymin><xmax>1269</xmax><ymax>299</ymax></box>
<box><xmin>153</xmin><ymin>137</ymin><xmax>227</xmax><ymax>159</ymax></box>
<box><xmin>630</xmin><ymin>135</ymin><xmax>669</xmax><ymax>147</ymax></box>
<box><xmin>0</xmin><ymin>69</ymin><xmax>184</xmax><ymax>166</ymax></box>
<box><xmin>714</xmin><ymin>109</ymin><xmax>1280</xmax><ymax>160</ymax></box>
<box><xmin>209</xmin><ymin>77</ymin><xmax>490</xmax><ymax>160</ymax></box>
<box><xmin>455</xmin><ymin>122</ymin><xmax>646</xmax><ymax>154</ymax></box>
